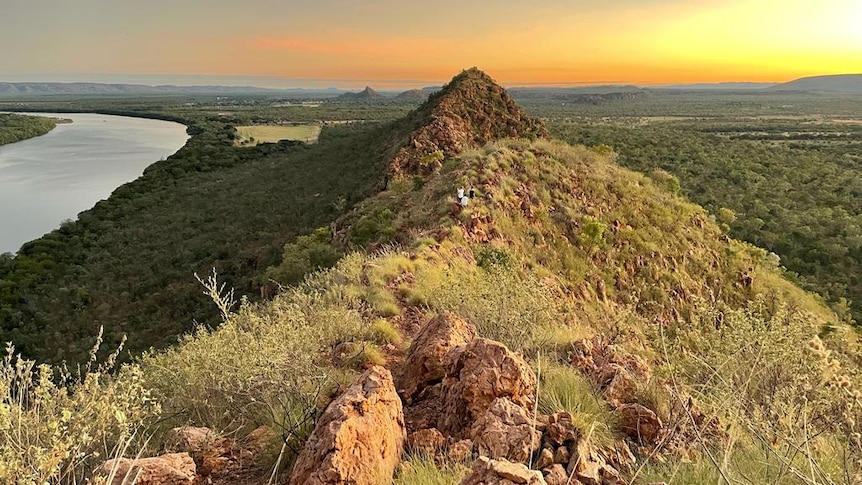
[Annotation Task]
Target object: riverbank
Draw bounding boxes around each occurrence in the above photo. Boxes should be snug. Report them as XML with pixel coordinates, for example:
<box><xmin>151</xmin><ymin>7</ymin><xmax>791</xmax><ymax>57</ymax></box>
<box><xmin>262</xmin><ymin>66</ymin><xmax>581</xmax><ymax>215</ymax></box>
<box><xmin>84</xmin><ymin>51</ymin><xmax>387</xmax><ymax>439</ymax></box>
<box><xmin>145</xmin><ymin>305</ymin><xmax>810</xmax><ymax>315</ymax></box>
<box><xmin>0</xmin><ymin>113</ymin><xmax>67</xmax><ymax>145</ymax></box>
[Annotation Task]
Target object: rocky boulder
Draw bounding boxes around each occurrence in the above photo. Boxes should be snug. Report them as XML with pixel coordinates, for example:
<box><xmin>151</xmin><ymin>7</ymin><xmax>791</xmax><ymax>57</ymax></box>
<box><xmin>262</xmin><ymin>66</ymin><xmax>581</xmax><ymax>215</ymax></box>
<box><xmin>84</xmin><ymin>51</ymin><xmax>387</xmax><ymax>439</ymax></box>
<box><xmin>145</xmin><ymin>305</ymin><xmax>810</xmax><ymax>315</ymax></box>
<box><xmin>470</xmin><ymin>398</ymin><xmax>541</xmax><ymax>463</ymax></box>
<box><xmin>289</xmin><ymin>366</ymin><xmax>406</xmax><ymax>485</ymax></box>
<box><xmin>396</xmin><ymin>311</ymin><xmax>476</xmax><ymax>403</ymax></box>
<box><xmin>438</xmin><ymin>338</ymin><xmax>537</xmax><ymax>437</ymax></box>
<box><xmin>92</xmin><ymin>453</ymin><xmax>196</xmax><ymax>485</ymax></box>
<box><xmin>618</xmin><ymin>403</ymin><xmax>663</xmax><ymax>444</ymax></box>
<box><xmin>163</xmin><ymin>426</ymin><xmax>217</xmax><ymax>455</ymax></box>
<box><xmin>460</xmin><ymin>456</ymin><xmax>548</xmax><ymax>485</ymax></box>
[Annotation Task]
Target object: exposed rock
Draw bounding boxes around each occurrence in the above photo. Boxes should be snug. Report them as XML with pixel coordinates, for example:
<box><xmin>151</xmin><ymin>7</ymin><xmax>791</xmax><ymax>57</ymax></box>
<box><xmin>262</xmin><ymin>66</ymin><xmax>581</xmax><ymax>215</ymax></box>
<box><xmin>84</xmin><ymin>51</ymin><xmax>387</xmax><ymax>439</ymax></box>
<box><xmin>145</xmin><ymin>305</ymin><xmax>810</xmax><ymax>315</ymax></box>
<box><xmin>438</xmin><ymin>338</ymin><xmax>537</xmax><ymax>437</ymax></box>
<box><xmin>567</xmin><ymin>439</ymin><xmax>625</xmax><ymax>485</ymax></box>
<box><xmin>460</xmin><ymin>456</ymin><xmax>548</xmax><ymax>485</ymax></box>
<box><xmin>471</xmin><ymin>398</ymin><xmax>541</xmax><ymax>463</ymax></box>
<box><xmin>541</xmin><ymin>464</ymin><xmax>570</xmax><ymax>485</ymax></box>
<box><xmin>93</xmin><ymin>453</ymin><xmax>196</xmax><ymax>485</ymax></box>
<box><xmin>571</xmin><ymin>337</ymin><xmax>650</xmax><ymax>406</ymax></box>
<box><xmin>618</xmin><ymin>403</ymin><xmax>663</xmax><ymax>444</ymax></box>
<box><xmin>553</xmin><ymin>446</ymin><xmax>570</xmax><ymax>465</ymax></box>
<box><xmin>404</xmin><ymin>382</ymin><xmax>445</xmax><ymax>432</ymax></box>
<box><xmin>389</xmin><ymin>68</ymin><xmax>548</xmax><ymax>179</ymax></box>
<box><xmin>449</xmin><ymin>439</ymin><xmax>475</xmax><ymax>462</ymax></box>
<box><xmin>164</xmin><ymin>426</ymin><xmax>217</xmax><ymax>454</ymax></box>
<box><xmin>545</xmin><ymin>412</ymin><xmax>580</xmax><ymax>447</ymax></box>
<box><xmin>396</xmin><ymin>311</ymin><xmax>476</xmax><ymax>403</ymax></box>
<box><xmin>289</xmin><ymin>366</ymin><xmax>405</xmax><ymax>485</ymax></box>
<box><xmin>535</xmin><ymin>448</ymin><xmax>555</xmax><ymax>469</ymax></box>
<box><xmin>407</xmin><ymin>427</ymin><xmax>446</xmax><ymax>456</ymax></box>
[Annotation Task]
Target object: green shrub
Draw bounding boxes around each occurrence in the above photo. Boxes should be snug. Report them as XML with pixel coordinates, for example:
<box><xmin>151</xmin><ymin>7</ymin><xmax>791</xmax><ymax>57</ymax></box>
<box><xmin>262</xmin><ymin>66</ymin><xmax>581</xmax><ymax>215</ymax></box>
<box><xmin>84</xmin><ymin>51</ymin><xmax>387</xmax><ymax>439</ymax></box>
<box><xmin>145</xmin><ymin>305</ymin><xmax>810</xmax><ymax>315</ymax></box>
<box><xmin>395</xmin><ymin>456</ymin><xmax>469</xmax><ymax>485</ymax></box>
<box><xmin>0</xmin><ymin>337</ymin><xmax>159</xmax><ymax>484</ymax></box>
<box><xmin>537</xmin><ymin>362</ymin><xmax>618</xmax><ymax>447</ymax></box>
<box><xmin>265</xmin><ymin>227</ymin><xmax>340</xmax><ymax>285</ymax></box>
<box><xmin>475</xmin><ymin>246</ymin><xmax>512</xmax><ymax>269</ymax></box>
<box><xmin>367</xmin><ymin>319</ymin><xmax>404</xmax><ymax>347</ymax></box>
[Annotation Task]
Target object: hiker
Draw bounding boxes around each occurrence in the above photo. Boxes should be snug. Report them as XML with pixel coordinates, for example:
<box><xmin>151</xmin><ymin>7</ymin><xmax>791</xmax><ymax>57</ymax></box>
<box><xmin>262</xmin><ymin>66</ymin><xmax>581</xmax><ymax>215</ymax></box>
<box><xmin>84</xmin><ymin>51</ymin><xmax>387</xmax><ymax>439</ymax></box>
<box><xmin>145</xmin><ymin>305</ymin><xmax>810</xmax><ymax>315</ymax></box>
<box><xmin>460</xmin><ymin>195</ymin><xmax>469</xmax><ymax>207</ymax></box>
<box><xmin>469</xmin><ymin>186</ymin><xmax>475</xmax><ymax>198</ymax></box>
<box><xmin>457</xmin><ymin>187</ymin><xmax>465</xmax><ymax>200</ymax></box>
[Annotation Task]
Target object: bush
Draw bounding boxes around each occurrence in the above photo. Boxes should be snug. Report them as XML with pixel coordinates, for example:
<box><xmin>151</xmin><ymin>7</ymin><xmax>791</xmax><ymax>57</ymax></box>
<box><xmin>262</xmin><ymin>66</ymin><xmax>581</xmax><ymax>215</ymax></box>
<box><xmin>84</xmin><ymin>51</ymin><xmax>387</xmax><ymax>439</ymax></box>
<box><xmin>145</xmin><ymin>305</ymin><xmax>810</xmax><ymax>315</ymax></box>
<box><xmin>0</xmin><ymin>337</ymin><xmax>159</xmax><ymax>484</ymax></box>
<box><xmin>537</xmin><ymin>362</ymin><xmax>618</xmax><ymax>447</ymax></box>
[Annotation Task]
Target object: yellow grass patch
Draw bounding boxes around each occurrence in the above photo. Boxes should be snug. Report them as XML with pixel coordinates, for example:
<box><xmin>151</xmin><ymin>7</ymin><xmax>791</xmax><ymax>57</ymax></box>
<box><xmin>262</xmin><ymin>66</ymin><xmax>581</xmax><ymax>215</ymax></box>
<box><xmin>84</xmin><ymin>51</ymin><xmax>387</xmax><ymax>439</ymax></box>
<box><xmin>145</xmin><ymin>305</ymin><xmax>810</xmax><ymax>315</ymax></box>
<box><xmin>234</xmin><ymin>124</ymin><xmax>321</xmax><ymax>146</ymax></box>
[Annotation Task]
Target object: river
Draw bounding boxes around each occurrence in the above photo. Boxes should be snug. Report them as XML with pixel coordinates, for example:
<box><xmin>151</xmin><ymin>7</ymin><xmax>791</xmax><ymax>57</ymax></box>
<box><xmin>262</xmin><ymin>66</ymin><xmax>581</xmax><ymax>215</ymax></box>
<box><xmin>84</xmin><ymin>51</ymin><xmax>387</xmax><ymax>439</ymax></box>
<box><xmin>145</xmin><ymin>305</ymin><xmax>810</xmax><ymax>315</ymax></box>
<box><xmin>0</xmin><ymin>112</ymin><xmax>189</xmax><ymax>254</ymax></box>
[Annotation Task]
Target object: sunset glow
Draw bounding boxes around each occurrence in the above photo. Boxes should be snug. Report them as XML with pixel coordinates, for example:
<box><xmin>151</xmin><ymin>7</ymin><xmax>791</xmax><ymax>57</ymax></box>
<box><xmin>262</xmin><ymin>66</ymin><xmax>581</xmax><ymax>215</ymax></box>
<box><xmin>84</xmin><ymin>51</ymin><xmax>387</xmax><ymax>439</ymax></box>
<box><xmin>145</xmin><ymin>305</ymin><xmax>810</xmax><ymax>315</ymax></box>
<box><xmin>1</xmin><ymin>0</ymin><xmax>860</xmax><ymax>87</ymax></box>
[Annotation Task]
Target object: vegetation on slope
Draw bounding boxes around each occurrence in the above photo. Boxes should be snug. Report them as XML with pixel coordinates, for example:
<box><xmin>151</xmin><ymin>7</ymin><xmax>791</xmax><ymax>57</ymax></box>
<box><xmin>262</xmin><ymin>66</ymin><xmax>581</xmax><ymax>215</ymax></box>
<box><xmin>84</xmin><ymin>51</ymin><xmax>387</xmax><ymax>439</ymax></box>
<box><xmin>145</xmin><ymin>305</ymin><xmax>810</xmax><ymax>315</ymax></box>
<box><xmin>552</xmin><ymin>121</ymin><xmax>862</xmax><ymax>325</ymax></box>
<box><xmin>3</xmin><ymin>71</ymin><xmax>861</xmax><ymax>484</ymax></box>
<box><xmin>0</xmin><ymin>113</ymin><xmax>58</xmax><ymax>145</ymax></box>
<box><xmin>0</xmin><ymin>119</ymin><xmax>396</xmax><ymax>364</ymax></box>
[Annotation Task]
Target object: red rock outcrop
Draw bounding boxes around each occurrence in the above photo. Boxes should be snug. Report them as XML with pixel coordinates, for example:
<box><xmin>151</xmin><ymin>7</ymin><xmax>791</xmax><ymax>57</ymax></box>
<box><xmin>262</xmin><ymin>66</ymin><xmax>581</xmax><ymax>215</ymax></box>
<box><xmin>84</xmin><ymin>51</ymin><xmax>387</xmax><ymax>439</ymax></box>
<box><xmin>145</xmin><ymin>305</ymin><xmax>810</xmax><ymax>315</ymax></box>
<box><xmin>438</xmin><ymin>338</ymin><xmax>537</xmax><ymax>437</ymax></box>
<box><xmin>92</xmin><ymin>453</ymin><xmax>196</xmax><ymax>485</ymax></box>
<box><xmin>395</xmin><ymin>311</ymin><xmax>476</xmax><ymax>403</ymax></box>
<box><xmin>618</xmin><ymin>403</ymin><xmax>663</xmax><ymax>444</ymax></box>
<box><xmin>289</xmin><ymin>366</ymin><xmax>405</xmax><ymax>485</ymax></box>
<box><xmin>389</xmin><ymin>68</ymin><xmax>548</xmax><ymax>179</ymax></box>
<box><xmin>470</xmin><ymin>398</ymin><xmax>542</xmax><ymax>463</ymax></box>
<box><xmin>460</xmin><ymin>456</ymin><xmax>548</xmax><ymax>485</ymax></box>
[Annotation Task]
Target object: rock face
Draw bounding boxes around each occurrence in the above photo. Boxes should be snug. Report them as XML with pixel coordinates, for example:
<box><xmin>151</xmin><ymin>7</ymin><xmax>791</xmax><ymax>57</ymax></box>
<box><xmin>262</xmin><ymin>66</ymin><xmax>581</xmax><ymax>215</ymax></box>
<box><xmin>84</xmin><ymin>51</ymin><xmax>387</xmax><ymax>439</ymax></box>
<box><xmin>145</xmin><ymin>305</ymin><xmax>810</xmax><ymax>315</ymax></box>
<box><xmin>396</xmin><ymin>311</ymin><xmax>476</xmax><ymax>403</ymax></box>
<box><xmin>471</xmin><ymin>398</ymin><xmax>541</xmax><ymax>463</ymax></box>
<box><xmin>92</xmin><ymin>453</ymin><xmax>196</xmax><ymax>485</ymax></box>
<box><xmin>460</xmin><ymin>456</ymin><xmax>548</xmax><ymax>485</ymax></box>
<box><xmin>289</xmin><ymin>366</ymin><xmax>406</xmax><ymax>485</ymax></box>
<box><xmin>571</xmin><ymin>337</ymin><xmax>651</xmax><ymax>406</ymax></box>
<box><xmin>618</xmin><ymin>403</ymin><xmax>663</xmax><ymax>444</ymax></box>
<box><xmin>164</xmin><ymin>426</ymin><xmax>217</xmax><ymax>454</ymax></box>
<box><xmin>389</xmin><ymin>68</ymin><xmax>548</xmax><ymax>179</ymax></box>
<box><xmin>438</xmin><ymin>338</ymin><xmax>537</xmax><ymax>437</ymax></box>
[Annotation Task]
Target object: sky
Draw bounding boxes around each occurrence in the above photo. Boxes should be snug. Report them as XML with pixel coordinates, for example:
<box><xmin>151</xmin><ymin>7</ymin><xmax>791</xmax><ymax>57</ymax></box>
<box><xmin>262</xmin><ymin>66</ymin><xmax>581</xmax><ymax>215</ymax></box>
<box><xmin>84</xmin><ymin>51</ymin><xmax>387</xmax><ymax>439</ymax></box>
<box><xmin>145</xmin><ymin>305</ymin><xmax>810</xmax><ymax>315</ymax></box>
<box><xmin>1</xmin><ymin>0</ymin><xmax>860</xmax><ymax>88</ymax></box>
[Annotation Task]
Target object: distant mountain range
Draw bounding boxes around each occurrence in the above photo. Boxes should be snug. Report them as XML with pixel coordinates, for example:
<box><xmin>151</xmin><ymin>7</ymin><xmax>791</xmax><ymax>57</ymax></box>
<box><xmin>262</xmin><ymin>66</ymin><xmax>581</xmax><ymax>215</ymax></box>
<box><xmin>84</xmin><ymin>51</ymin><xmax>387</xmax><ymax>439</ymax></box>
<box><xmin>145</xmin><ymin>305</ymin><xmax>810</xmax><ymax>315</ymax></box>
<box><xmin>0</xmin><ymin>74</ymin><xmax>858</xmax><ymax>98</ymax></box>
<box><xmin>0</xmin><ymin>82</ymin><xmax>343</xmax><ymax>96</ymax></box>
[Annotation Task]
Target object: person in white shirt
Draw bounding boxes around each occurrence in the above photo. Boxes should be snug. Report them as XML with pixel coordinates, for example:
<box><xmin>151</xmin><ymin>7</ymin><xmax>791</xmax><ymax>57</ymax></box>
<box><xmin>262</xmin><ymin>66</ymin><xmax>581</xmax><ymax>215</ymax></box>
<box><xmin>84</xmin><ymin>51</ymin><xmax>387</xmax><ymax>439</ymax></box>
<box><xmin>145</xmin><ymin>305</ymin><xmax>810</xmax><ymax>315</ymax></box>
<box><xmin>457</xmin><ymin>187</ymin><xmax>465</xmax><ymax>200</ymax></box>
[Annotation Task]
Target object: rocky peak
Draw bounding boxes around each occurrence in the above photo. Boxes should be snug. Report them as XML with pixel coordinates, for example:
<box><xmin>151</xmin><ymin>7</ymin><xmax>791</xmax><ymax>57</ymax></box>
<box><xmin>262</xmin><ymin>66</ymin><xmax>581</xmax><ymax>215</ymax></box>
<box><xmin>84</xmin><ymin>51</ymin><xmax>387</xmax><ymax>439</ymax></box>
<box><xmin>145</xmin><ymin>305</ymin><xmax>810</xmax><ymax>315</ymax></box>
<box><xmin>388</xmin><ymin>67</ymin><xmax>548</xmax><ymax>179</ymax></box>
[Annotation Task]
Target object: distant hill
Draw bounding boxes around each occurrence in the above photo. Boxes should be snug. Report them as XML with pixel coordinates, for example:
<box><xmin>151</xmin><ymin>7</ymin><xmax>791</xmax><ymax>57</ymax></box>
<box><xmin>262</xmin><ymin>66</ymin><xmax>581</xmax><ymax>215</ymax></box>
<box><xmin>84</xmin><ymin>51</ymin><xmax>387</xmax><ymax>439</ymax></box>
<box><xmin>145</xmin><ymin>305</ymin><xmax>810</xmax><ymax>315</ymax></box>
<box><xmin>336</xmin><ymin>86</ymin><xmax>386</xmax><ymax>102</ymax></box>
<box><xmin>393</xmin><ymin>89</ymin><xmax>428</xmax><ymax>102</ymax></box>
<box><xmin>0</xmin><ymin>82</ymin><xmax>344</xmax><ymax>96</ymax></box>
<box><xmin>770</xmin><ymin>74</ymin><xmax>862</xmax><ymax>93</ymax></box>
<box><xmin>656</xmin><ymin>82</ymin><xmax>776</xmax><ymax>90</ymax></box>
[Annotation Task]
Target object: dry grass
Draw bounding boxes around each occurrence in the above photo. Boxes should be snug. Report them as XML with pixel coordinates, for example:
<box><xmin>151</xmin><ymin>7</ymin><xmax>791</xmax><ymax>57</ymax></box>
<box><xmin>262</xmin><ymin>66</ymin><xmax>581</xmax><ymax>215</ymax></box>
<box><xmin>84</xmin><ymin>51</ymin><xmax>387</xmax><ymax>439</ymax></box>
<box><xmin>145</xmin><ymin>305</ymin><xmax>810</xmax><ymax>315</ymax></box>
<box><xmin>234</xmin><ymin>125</ymin><xmax>321</xmax><ymax>146</ymax></box>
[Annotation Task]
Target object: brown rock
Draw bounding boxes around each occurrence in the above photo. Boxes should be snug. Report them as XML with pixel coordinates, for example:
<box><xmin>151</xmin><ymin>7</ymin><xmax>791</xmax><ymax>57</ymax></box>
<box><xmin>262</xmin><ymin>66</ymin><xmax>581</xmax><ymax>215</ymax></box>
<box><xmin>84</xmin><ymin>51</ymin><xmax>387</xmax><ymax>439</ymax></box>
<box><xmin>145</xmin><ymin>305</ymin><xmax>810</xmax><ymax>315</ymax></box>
<box><xmin>535</xmin><ymin>448</ymin><xmax>554</xmax><ymax>469</ymax></box>
<box><xmin>289</xmin><ymin>366</ymin><xmax>406</xmax><ymax>485</ymax></box>
<box><xmin>92</xmin><ymin>453</ymin><xmax>196</xmax><ymax>485</ymax></box>
<box><xmin>408</xmin><ymin>428</ymin><xmax>446</xmax><ymax>456</ymax></box>
<box><xmin>438</xmin><ymin>338</ymin><xmax>537</xmax><ymax>437</ymax></box>
<box><xmin>545</xmin><ymin>412</ymin><xmax>579</xmax><ymax>447</ymax></box>
<box><xmin>571</xmin><ymin>337</ymin><xmax>651</xmax><ymax>406</ymax></box>
<box><xmin>471</xmin><ymin>398</ymin><xmax>541</xmax><ymax>463</ymax></box>
<box><xmin>618</xmin><ymin>403</ymin><xmax>663</xmax><ymax>444</ymax></box>
<box><xmin>553</xmin><ymin>446</ymin><xmax>570</xmax><ymax>465</ymax></box>
<box><xmin>164</xmin><ymin>426</ymin><xmax>217</xmax><ymax>454</ymax></box>
<box><xmin>541</xmin><ymin>464</ymin><xmax>570</xmax><ymax>485</ymax></box>
<box><xmin>396</xmin><ymin>312</ymin><xmax>476</xmax><ymax>403</ymax></box>
<box><xmin>449</xmin><ymin>439</ymin><xmax>475</xmax><ymax>462</ymax></box>
<box><xmin>460</xmin><ymin>456</ymin><xmax>548</xmax><ymax>485</ymax></box>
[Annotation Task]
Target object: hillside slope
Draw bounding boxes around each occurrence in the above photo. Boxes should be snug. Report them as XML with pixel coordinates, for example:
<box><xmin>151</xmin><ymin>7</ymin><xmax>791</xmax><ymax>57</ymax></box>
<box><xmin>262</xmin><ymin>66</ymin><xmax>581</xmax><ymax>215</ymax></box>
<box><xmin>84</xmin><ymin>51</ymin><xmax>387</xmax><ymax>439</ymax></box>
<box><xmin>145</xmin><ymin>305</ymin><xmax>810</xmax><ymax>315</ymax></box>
<box><xmin>4</xmin><ymin>69</ymin><xmax>860</xmax><ymax>485</ymax></box>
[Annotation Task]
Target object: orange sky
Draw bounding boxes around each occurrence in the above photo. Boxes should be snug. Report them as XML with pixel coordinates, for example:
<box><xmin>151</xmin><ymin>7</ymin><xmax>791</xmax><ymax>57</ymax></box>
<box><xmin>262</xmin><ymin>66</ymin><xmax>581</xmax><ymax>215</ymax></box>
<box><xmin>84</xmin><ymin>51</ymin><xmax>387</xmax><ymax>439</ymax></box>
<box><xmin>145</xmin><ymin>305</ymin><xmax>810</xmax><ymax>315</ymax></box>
<box><xmin>1</xmin><ymin>0</ymin><xmax>860</xmax><ymax>87</ymax></box>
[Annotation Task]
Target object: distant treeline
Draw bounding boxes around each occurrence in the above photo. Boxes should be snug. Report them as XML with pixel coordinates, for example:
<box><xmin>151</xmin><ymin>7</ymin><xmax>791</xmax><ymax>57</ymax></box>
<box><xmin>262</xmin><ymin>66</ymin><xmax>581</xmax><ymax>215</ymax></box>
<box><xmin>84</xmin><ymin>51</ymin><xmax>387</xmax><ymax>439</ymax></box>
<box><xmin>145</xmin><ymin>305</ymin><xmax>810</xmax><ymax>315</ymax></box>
<box><xmin>0</xmin><ymin>113</ymin><xmax>58</xmax><ymax>145</ymax></box>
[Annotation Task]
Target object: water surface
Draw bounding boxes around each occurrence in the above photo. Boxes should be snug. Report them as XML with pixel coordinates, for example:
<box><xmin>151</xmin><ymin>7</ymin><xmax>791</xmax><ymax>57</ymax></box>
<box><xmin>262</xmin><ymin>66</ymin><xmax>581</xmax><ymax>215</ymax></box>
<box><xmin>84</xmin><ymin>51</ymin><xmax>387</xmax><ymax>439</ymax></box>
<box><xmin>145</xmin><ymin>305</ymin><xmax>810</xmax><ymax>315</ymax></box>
<box><xmin>0</xmin><ymin>112</ymin><xmax>189</xmax><ymax>253</ymax></box>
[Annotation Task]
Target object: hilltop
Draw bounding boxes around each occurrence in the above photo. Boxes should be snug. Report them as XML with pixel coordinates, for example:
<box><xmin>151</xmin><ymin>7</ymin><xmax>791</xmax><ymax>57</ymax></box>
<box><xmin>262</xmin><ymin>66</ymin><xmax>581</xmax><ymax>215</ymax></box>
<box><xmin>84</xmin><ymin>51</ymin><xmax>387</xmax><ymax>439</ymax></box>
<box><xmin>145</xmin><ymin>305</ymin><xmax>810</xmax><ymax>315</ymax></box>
<box><xmin>3</xmin><ymin>68</ymin><xmax>860</xmax><ymax>485</ymax></box>
<box><xmin>335</xmin><ymin>86</ymin><xmax>386</xmax><ymax>101</ymax></box>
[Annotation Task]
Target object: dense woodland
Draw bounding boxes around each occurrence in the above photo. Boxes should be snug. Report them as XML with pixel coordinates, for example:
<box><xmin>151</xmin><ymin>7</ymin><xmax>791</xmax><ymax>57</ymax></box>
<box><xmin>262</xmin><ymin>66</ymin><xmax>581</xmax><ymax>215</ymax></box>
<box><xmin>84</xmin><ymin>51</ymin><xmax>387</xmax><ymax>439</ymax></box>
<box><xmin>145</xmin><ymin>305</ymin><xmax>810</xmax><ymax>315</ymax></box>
<box><xmin>0</xmin><ymin>113</ymin><xmax>58</xmax><ymax>145</ymax></box>
<box><xmin>0</xmin><ymin>106</ymin><xmax>409</xmax><ymax>363</ymax></box>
